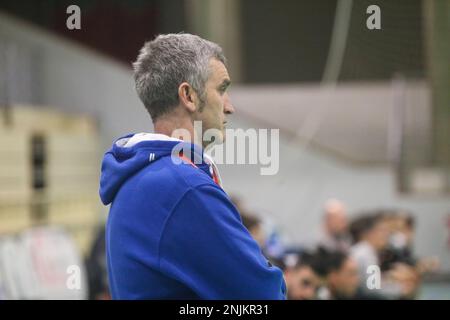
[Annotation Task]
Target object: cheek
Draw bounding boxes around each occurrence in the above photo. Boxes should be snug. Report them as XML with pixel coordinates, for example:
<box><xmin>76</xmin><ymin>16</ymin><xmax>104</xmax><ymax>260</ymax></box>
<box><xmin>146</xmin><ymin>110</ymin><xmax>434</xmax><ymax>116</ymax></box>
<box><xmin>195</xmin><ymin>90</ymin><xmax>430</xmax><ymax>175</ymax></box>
<box><xmin>204</xmin><ymin>93</ymin><xmax>219</xmax><ymax>112</ymax></box>
<box><xmin>214</xmin><ymin>96</ymin><xmax>224</xmax><ymax>113</ymax></box>
<box><xmin>211</xmin><ymin>91</ymin><xmax>224</xmax><ymax>109</ymax></box>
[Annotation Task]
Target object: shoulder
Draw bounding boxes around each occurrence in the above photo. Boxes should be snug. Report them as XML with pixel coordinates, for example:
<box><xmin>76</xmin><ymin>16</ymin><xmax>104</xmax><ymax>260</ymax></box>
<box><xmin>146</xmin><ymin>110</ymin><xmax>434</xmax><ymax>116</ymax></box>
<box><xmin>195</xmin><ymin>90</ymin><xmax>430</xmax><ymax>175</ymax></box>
<box><xmin>137</xmin><ymin>156</ymin><xmax>218</xmax><ymax>193</ymax></box>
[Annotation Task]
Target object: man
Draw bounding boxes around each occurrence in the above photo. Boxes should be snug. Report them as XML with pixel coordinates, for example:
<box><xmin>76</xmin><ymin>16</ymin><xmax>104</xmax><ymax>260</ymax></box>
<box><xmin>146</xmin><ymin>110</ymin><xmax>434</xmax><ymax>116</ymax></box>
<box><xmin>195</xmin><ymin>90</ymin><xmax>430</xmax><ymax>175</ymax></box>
<box><xmin>313</xmin><ymin>249</ymin><xmax>360</xmax><ymax>300</ymax></box>
<box><xmin>380</xmin><ymin>210</ymin><xmax>417</xmax><ymax>271</ymax></box>
<box><xmin>350</xmin><ymin>212</ymin><xmax>417</xmax><ymax>299</ymax></box>
<box><xmin>240</xmin><ymin>211</ymin><xmax>266</xmax><ymax>249</ymax></box>
<box><xmin>283</xmin><ymin>254</ymin><xmax>320</xmax><ymax>300</ymax></box>
<box><xmin>99</xmin><ymin>33</ymin><xmax>286</xmax><ymax>299</ymax></box>
<box><xmin>318</xmin><ymin>199</ymin><xmax>351</xmax><ymax>253</ymax></box>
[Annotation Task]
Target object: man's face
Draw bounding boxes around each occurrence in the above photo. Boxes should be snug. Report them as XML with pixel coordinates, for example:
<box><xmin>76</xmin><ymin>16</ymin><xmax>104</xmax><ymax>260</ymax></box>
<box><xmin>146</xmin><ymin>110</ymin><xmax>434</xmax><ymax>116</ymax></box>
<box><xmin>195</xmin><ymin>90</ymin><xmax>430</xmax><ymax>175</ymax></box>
<box><xmin>194</xmin><ymin>58</ymin><xmax>234</xmax><ymax>145</ymax></box>
<box><xmin>328</xmin><ymin>258</ymin><xmax>360</xmax><ymax>298</ymax></box>
<box><xmin>326</xmin><ymin>209</ymin><xmax>348</xmax><ymax>237</ymax></box>
<box><xmin>368</xmin><ymin>220</ymin><xmax>389</xmax><ymax>251</ymax></box>
<box><xmin>285</xmin><ymin>266</ymin><xmax>319</xmax><ymax>300</ymax></box>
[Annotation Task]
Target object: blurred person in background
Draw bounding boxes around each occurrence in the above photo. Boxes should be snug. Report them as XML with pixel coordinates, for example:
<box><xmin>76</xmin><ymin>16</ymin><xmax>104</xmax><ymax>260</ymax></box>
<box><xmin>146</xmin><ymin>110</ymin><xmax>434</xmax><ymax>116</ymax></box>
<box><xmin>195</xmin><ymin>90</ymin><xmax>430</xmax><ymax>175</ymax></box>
<box><xmin>380</xmin><ymin>210</ymin><xmax>416</xmax><ymax>271</ymax></box>
<box><xmin>283</xmin><ymin>252</ymin><xmax>320</xmax><ymax>300</ymax></box>
<box><xmin>318</xmin><ymin>199</ymin><xmax>351</xmax><ymax>253</ymax></box>
<box><xmin>240</xmin><ymin>211</ymin><xmax>266</xmax><ymax>249</ymax></box>
<box><xmin>350</xmin><ymin>212</ymin><xmax>419</xmax><ymax>299</ymax></box>
<box><xmin>231</xmin><ymin>195</ymin><xmax>287</xmax><ymax>269</ymax></box>
<box><xmin>85</xmin><ymin>225</ymin><xmax>110</xmax><ymax>300</ymax></box>
<box><xmin>380</xmin><ymin>210</ymin><xmax>440</xmax><ymax>293</ymax></box>
<box><xmin>230</xmin><ymin>195</ymin><xmax>267</xmax><ymax>249</ymax></box>
<box><xmin>312</xmin><ymin>248</ymin><xmax>361</xmax><ymax>300</ymax></box>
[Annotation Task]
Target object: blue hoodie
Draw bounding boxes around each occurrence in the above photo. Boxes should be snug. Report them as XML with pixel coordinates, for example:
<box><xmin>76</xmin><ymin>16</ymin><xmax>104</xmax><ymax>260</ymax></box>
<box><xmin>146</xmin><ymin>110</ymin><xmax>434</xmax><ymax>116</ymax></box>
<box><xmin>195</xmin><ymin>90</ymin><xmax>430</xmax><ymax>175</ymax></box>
<box><xmin>99</xmin><ymin>133</ymin><xmax>286</xmax><ymax>300</ymax></box>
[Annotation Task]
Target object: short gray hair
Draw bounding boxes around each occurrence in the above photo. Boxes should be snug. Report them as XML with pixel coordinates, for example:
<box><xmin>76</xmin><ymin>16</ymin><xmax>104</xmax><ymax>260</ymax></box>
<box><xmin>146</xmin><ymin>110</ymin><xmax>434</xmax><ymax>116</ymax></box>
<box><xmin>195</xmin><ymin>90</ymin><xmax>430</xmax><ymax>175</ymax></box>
<box><xmin>133</xmin><ymin>33</ymin><xmax>226</xmax><ymax>121</ymax></box>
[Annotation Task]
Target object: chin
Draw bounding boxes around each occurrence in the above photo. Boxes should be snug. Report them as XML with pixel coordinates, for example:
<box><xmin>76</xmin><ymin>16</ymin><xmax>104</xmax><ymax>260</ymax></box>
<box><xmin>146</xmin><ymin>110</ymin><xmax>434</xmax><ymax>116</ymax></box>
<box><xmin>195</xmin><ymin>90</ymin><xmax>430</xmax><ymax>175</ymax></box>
<box><xmin>203</xmin><ymin>126</ymin><xmax>225</xmax><ymax>146</ymax></box>
<box><xmin>216</xmin><ymin>130</ymin><xmax>225</xmax><ymax>144</ymax></box>
<box><xmin>214</xmin><ymin>124</ymin><xmax>226</xmax><ymax>142</ymax></box>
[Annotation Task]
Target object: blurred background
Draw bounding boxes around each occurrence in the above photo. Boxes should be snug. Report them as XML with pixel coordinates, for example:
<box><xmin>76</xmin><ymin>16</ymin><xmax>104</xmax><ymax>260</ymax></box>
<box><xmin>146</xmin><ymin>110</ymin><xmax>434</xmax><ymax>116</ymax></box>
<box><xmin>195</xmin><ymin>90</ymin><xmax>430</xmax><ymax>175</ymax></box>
<box><xmin>0</xmin><ymin>0</ymin><xmax>449</xmax><ymax>299</ymax></box>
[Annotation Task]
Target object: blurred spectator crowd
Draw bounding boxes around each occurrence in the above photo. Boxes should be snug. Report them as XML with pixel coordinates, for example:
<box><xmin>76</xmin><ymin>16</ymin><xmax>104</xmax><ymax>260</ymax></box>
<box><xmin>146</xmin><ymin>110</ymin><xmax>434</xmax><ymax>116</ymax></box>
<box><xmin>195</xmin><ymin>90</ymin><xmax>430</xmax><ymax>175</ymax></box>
<box><xmin>237</xmin><ymin>198</ymin><xmax>440</xmax><ymax>300</ymax></box>
<box><xmin>85</xmin><ymin>196</ymin><xmax>440</xmax><ymax>300</ymax></box>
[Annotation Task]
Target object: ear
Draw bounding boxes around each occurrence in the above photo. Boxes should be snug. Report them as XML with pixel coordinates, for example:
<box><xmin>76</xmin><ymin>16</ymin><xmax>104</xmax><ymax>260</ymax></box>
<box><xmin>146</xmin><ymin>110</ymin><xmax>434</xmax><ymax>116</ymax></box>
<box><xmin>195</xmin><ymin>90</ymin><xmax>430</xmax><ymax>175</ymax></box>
<box><xmin>178</xmin><ymin>82</ymin><xmax>198</xmax><ymax>113</ymax></box>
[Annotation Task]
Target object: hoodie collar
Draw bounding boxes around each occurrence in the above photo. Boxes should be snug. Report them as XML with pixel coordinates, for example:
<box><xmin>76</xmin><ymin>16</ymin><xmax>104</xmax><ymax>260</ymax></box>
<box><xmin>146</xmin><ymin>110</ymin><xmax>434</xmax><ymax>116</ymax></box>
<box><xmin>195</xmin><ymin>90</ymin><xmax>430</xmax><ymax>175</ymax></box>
<box><xmin>118</xmin><ymin>132</ymin><xmax>182</xmax><ymax>147</ymax></box>
<box><xmin>99</xmin><ymin>133</ymin><xmax>222</xmax><ymax>205</ymax></box>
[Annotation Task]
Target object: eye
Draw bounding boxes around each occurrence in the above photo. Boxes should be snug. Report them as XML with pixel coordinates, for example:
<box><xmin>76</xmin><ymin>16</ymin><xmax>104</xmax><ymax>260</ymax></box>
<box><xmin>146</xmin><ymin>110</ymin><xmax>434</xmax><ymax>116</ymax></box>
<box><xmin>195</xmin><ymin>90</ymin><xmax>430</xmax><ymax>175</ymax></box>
<box><xmin>218</xmin><ymin>80</ymin><xmax>231</xmax><ymax>94</ymax></box>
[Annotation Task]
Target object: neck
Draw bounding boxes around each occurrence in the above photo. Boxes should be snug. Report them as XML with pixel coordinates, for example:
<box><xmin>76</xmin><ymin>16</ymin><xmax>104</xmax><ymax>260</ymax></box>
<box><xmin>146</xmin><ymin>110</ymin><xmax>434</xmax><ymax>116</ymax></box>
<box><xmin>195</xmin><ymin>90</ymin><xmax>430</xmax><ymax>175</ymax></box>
<box><xmin>153</xmin><ymin>110</ymin><xmax>203</xmax><ymax>147</ymax></box>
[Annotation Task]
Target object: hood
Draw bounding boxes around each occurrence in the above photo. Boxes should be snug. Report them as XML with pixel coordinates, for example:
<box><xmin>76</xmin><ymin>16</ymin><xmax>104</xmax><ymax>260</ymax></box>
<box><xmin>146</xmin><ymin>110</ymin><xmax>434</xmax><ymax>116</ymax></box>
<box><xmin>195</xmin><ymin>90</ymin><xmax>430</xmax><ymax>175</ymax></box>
<box><xmin>99</xmin><ymin>133</ymin><xmax>222</xmax><ymax>205</ymax></box>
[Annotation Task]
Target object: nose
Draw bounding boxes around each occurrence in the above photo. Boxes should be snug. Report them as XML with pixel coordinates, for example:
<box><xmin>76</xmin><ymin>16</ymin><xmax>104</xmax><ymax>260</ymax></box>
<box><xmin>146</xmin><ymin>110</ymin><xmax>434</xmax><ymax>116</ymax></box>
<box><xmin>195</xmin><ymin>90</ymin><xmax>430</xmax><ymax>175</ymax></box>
<box><xmin>223</xmin><ymin>93</ymin><xmax>235</xmax><ymax>115</ymax></box>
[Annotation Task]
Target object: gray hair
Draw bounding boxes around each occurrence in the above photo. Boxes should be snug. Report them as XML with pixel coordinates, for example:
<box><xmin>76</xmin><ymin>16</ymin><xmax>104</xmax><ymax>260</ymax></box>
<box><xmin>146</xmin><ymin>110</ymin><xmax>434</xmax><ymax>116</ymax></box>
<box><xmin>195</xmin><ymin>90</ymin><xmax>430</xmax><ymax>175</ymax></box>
<box><xmin>133</xmin><ymin>33</ymin><xmax>226</xmax><ymax>121</ymax></box>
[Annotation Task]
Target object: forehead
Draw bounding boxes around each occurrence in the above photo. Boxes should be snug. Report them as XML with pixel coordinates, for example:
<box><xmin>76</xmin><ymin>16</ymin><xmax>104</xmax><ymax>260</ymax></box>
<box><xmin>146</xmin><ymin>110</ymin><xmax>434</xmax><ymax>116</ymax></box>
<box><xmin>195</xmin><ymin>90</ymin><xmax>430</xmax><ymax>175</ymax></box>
<box><xmin>207</xmin><ymin>58</ymin><xmax>230</xmax><ymax>83</ymax></box>
<box><xmin>296</xmin><ymin>266</ymin><xmax>314</xmax><ymax>276</ymax></box>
